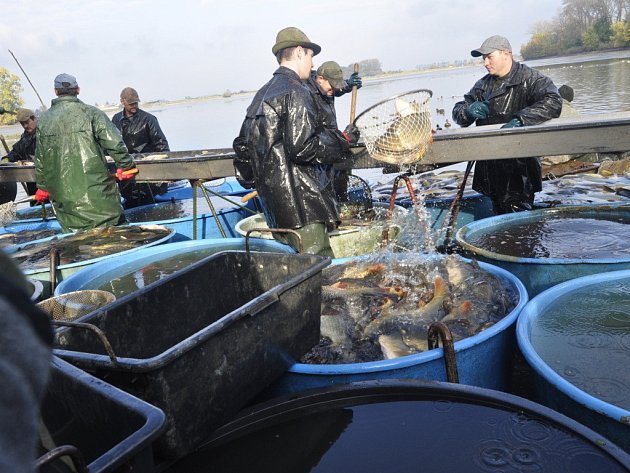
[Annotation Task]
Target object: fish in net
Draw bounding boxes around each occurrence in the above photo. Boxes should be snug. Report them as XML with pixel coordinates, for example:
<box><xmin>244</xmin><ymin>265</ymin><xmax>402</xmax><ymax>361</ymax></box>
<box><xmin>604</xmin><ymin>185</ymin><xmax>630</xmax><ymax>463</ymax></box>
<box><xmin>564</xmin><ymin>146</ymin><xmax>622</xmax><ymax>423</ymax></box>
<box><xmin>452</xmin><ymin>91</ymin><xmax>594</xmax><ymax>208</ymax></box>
<box><xmin>355</xmin><ymin>89</ymin><xmax>433</xmax><ymax>166</ymax></box>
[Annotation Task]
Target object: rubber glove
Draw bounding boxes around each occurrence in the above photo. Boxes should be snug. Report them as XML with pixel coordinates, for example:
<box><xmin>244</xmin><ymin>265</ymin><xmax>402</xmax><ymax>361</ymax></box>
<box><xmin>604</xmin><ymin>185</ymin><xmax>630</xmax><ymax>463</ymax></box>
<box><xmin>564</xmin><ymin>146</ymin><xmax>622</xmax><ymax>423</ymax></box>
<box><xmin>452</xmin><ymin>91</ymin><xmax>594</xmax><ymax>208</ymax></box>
<box><xmin>34</xmin><ymin>189</ymin><xmax>50</xmax><ymax>203</ymax></box>
<box><xmin>465</xmin><ymin>101</ymin><xmax>490</xmax><ymax>120</ymax></box>
<box><xmin>501</xmin><ymin>118</ymin><xmax>522</xmax><ymax>128</ymax></box>
<box><xmin>342</xmin><ymin>123</ymin><xmax>360</xmax><ymax>144</ymax></box>
<box><xmin>346</xmin><ymin>72</ymin><xmax>362</xmax><ymax>89</ymax></box>
<box><xmin>116</xmin><ymin>167</ymin><xmax>139</xmax><ymax>181</ymax></box>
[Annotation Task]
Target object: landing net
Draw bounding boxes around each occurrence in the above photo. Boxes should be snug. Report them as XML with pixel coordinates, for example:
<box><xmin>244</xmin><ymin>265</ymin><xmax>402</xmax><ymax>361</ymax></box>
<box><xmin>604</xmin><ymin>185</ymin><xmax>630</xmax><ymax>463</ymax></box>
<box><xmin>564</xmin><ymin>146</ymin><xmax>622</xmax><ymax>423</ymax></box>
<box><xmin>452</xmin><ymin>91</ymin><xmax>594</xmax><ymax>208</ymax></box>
<box><xmin>355</xmin><ymin>89</ymin><xmax>433</xmax><ymax>165</ymax></box>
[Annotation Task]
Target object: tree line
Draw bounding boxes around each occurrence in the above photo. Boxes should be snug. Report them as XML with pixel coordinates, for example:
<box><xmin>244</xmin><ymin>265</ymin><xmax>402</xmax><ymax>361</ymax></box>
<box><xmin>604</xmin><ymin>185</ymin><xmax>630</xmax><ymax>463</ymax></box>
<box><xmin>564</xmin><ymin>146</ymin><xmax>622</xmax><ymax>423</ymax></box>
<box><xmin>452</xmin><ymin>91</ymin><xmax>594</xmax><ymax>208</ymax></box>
<box><xmin>522</xmin><ymin>0</ymin><xmax>630</xmax><ymax>59</ymax></box>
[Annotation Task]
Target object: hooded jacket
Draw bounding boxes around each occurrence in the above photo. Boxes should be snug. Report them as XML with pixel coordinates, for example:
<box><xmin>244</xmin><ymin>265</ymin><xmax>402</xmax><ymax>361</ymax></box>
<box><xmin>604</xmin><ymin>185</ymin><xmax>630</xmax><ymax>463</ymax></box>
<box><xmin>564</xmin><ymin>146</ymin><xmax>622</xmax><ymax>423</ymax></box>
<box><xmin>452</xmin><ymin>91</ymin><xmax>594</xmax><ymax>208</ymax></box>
<box><xmin>452</xmin><ymin>61</ymin><xmax>562</xmax><ymax>205</ymax></box>
<box><xmin>247</xmin><ymin>67</ymin><xmax>352</xmax><ymax>230</ymax></box>
<box><xmin>111</xmin><ymin>108</ymin><xmax>169</xmax><ymax>153</ymax></box>
<box><xmin>35</xmin><ymin>95</ymin><xmax>135</xmax><ymax>232</ymax></box>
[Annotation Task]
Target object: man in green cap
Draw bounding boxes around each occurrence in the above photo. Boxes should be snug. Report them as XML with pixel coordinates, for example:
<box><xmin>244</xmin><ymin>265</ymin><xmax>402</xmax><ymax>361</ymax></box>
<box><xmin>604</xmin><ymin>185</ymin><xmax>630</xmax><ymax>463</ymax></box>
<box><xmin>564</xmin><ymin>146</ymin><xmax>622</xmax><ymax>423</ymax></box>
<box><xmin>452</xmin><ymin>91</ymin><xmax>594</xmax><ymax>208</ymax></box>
<box><xmin>307</xmin><ymin>60</ymin><xmax>362</xmax><ymax>201</ymax></box>
<box><xmin>233</xmin><ymin>27</ymin><xmax>353</xmax><ymax>256</ymax></box>
<box><xmin>34</xmin><ymin>73</ymin><xmax>138</xmax><ymax>233</ymax></box>
<box><xmin>2</xmin><ymin>108</ymin><xmax>39</xmax><ymax>200</ymax></box>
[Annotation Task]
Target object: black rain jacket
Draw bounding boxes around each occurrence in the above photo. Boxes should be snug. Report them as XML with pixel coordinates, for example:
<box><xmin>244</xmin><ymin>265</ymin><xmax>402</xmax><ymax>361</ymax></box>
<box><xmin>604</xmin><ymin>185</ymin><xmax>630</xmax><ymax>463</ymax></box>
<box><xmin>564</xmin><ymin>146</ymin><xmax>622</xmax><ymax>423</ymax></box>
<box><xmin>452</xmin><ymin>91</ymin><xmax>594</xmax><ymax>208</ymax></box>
<box><xmin>452</xmin><ymin>61</ymin><xmax>562</xmax><ymax>205</ymax></box>
<box><xmin>6</xmin><ymin>131</ymin><xmax>36</xmax><ymax>162</ymax></box>
<box><xmin>112</xmin><ymin>108</ymin><xmax>169</xmax><ymax>153</ymax></box>
<box><xmin>246</xmin><ymin>66</ymin><xmax>351</xmax><ymax>230</ymax></box>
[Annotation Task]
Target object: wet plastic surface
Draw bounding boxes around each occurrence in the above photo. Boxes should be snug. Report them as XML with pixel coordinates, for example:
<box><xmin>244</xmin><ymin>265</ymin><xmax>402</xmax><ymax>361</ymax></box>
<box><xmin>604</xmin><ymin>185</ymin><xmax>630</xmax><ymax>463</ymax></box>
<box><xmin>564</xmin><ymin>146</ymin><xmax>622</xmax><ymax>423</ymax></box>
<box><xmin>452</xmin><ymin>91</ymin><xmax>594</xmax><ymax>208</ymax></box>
<box><xmin>53</xmin><ymin>251</ymin><xmax>329</xmax><ymax>459</ymax></box>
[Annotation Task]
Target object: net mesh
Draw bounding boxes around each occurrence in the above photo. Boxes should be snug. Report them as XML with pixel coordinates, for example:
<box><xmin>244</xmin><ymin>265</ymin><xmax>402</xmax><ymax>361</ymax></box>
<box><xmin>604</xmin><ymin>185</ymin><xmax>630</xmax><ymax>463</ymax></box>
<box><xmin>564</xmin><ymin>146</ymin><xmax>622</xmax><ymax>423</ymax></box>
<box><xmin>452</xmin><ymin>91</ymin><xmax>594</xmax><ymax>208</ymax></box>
<box><xmin>0</xmin><ymin>202</ymin><xmax>16</xmax><ymax>227</ymax></box>
<box><xmin>355</xmin><ymin>89</ymin><xmax>433</xmax><ymax>165</ymax></box>
<box><xmin>37</xmin><ymin>290</ymin><xmax>116</xmax><ymax>321</ymax></box>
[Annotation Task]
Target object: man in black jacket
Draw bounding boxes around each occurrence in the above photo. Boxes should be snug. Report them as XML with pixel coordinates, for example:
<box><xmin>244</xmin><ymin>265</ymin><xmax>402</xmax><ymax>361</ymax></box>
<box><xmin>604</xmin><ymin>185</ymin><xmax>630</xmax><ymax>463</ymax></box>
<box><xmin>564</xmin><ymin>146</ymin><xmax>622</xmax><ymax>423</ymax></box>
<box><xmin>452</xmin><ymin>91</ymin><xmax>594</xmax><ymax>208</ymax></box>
<box><xmin>112</xmin><ymin>87</ymin><xmax>170</xmax><ymax>208</ymax></box>
<box><xmin>452</xmin><ymin>35</ymin><xmax>562</xmax><ymax>214</ymax></box>
<box><xmin>306</xmin><ymin>61</ymin><xmax>361</xmax><ymax>202</ymax></box>
<box><xmin>236</xmin><ymin>27</ymin><xmax>353</xmax><ymax>256</ymax></box>
<box><xmin>2</xmin><ymin>108</ymin><xmax>38</xmax><ymax>199</ymax></box>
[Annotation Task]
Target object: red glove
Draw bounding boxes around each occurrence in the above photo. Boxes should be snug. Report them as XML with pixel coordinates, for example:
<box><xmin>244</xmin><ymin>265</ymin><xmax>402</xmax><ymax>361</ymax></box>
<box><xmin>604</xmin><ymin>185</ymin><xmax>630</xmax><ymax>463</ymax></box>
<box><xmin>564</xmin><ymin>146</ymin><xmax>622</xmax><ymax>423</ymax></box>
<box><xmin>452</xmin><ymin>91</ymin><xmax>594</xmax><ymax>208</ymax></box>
<box><xmin>116</xmin><ymin>167</ymin><xmax>139</xmax><ymax>181</ymax></box>
<box><xmin>34</xmin><ymin>189</ymin><xmax>50</xmax><ymax>203</ymax></box>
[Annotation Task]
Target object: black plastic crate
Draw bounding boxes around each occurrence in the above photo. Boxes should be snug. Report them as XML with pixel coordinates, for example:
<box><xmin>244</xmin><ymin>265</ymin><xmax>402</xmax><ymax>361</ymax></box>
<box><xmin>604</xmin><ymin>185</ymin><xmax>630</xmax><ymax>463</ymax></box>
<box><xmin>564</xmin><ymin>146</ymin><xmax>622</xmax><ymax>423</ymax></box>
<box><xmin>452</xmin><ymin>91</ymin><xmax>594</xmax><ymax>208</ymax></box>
<box><xmin>53</xmin><ymin>250</ymin><xmax>329</xmax><ymax>459</ymax></box>
<box><xmin>39</xmin><ymin>356</ymin><xmax>166</xmax><ymax>473</ymax></box>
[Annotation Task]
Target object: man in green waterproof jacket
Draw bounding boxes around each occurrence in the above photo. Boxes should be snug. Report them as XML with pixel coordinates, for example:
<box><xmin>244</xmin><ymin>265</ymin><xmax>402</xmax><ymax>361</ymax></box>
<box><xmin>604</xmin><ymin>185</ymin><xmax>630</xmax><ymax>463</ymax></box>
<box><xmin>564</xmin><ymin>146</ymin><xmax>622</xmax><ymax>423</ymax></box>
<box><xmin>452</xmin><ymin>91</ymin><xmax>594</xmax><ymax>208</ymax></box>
<box><xmin>34</xmin><ymin>73</ymin><xmax>138</xmax><ymax>233</ymax></box>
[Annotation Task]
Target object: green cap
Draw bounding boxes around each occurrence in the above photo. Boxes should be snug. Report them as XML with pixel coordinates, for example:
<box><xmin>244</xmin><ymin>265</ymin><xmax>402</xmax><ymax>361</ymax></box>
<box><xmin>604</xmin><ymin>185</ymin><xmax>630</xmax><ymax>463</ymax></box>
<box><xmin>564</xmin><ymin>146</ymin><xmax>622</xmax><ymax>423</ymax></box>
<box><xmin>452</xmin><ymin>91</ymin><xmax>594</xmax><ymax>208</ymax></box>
<box><xmin>317</xmin><ymin>61</ymin><xmax>346</xmax><ymax>90</ymax></box>
<box><xmin>272</xmin><ymin>27</ymin><xmax>321</xmax><ymax>56</ymax></box>
<box><xmin>16</xmin><ymin>108</ymin><xmax>35</xmax><ymax>122</ymax></box>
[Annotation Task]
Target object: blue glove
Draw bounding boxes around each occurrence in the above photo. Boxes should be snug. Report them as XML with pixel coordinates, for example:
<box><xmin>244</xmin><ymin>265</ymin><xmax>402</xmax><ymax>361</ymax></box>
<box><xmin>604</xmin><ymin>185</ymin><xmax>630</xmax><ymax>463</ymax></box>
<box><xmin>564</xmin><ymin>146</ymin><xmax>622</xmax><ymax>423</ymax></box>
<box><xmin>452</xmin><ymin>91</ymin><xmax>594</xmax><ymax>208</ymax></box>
<box><xmin>346</xmin><ymin>72</ymin><xmax>362</xmax><ymax>89</ymax></box>
<box><xmin>501</xmin><ymin>118</ymin><xmax>522</xmax><ymax>128</ymax></box>
<box><xmin>465</xmin><ymin>101</ymin><xmax>490</xmax><ymax>120</ymax></box>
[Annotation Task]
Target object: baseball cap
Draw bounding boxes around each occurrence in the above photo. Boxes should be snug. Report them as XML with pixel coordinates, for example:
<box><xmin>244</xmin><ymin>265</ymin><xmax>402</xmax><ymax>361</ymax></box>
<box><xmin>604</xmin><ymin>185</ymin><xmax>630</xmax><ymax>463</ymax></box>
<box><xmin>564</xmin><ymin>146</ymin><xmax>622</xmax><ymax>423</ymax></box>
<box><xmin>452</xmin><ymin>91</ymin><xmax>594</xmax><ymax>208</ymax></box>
<box><xmin>54</xmin><ymin>73</ymin><xmax>79</xmax><ymax>88</ymax></box>
<box><xmin>317</xmin><ymin>61</ymin><xmax>346</xmax><ymax>90</ymax></box>
<box><xmin>120</xmin><ymin>87</ymin><xmax>140</xmax><ymax>103</ymax></box>
<box><xmin>16</xmin><ymin>108</ymin><xmax>35</xmax><ymax>123</ymax></box>
<box><xmin>471</xmin><ymin>35</ymin><xmax>512</xmax><ymax>57</ymax></box>
<box><xmin>272</xmin><ymin>27</ymin><xmax>321</xmax><ymax>56</ymax></box>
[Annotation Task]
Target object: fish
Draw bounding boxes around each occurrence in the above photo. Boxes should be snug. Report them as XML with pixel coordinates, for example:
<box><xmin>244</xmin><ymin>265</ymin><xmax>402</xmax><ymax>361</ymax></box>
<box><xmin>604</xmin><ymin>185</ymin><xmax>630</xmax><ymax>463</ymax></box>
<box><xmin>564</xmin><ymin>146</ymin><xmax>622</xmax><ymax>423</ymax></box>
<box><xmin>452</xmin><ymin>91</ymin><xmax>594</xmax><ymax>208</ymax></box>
<box><xmin>372</xmin><ymin>99</ymin><xmax>433</xmax><ymax>162</ymax></box>
<box><xmin>320</xmin><ymin>313</ymin><xmax>354</xmax><ymax>348</ymax></box>
<box><xmin>322</xmin><ymin>279</ymin><xmax>405</xmax><ymax>301</ymax></box>
<box><xmin>10</xmin><ymin>224</ymin><xmax>171</xmax><ymax>271</ymax></box>
<box><xmin>378</xmin><ymin>333</ymin><xmax>416</xmax><ymax>359</ymax></box>
<box><xmin>363</xmin><ymin>276</ymin><xmax>447</xmax><ymax>337</ymax></box>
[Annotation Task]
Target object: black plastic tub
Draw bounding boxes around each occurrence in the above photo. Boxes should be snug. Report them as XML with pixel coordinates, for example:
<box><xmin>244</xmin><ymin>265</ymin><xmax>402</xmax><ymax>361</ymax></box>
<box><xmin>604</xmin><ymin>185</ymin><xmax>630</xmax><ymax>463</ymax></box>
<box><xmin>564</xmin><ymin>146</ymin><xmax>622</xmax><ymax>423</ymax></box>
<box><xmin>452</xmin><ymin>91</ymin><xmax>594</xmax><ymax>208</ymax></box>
<box><xmin>39</xmin><ymin>356</ymin><xmax>166</xmax><ymax>473</ymax></box>
<box><xmin>163</xmin><ymin>380</ymin><xmax>630</xmax><ymax>473</ymax></box>
<box><xmin>53</xmin><ymin>250</ymin><xmax>329</xmax><ymax>460</ymax></box>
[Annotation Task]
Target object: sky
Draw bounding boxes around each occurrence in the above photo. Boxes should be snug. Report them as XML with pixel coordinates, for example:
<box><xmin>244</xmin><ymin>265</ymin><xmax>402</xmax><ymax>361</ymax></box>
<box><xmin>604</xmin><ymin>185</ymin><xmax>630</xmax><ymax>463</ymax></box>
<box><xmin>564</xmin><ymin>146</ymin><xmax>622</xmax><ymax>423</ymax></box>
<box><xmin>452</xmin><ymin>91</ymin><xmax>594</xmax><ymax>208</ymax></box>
<box><xmin>0</xmin><ymin>0</ymin><xmax>564</xmax><ymax>108</ymax></box>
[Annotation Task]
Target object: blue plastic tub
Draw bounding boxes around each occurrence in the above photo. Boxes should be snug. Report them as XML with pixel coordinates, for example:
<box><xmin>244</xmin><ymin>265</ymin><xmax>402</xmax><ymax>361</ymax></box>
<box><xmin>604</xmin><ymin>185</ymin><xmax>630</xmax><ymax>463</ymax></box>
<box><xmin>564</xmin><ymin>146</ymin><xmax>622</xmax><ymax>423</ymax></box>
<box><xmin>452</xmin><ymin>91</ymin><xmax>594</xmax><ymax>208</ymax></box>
<box><xmin>456</xmin><ymin>203</ymin><xmax>630</xmax><ymax>297</ymax></box>
<box><xmin>125</xmin><ymin>194</ymin><xmax>256</xmax><ymax>241</ymax></box>
<box><xmin>517</xmin><ymin>270</ymin><xmax>630</xmax><ymax>452</ymax></box>
<box><xmin>261</xmin><ymin>255</ymin><xmax>528</xmax><ymax>398</ymax></box>
<box><xmin>54</xmin><ymin>238</ymin><xmax>295</xmax><ymax>297</ymax></box>
<box><xmin>9</xmin><ymin>225</ymin><xmax>175</xmax><ymax>299</ymax></box>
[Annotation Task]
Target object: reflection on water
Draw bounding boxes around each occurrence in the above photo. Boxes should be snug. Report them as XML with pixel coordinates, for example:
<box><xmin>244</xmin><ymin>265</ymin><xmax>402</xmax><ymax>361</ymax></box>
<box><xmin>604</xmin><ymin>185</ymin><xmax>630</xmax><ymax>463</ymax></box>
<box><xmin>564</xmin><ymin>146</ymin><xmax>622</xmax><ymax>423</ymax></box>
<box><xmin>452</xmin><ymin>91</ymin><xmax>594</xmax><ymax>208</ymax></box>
<box><xmin>531</xmin><ymin>278</ymin><xmax>630</xmax><ymax>410</ymax></box>
<box><xmin>467</xmin><ymin>213</ymin><xmax>630</xmax><ymax>259</ymax></box>
<box><xmin>168</xmin><ymin>398</ymin><xmax>627</xmax><ymax>473</ymax></box>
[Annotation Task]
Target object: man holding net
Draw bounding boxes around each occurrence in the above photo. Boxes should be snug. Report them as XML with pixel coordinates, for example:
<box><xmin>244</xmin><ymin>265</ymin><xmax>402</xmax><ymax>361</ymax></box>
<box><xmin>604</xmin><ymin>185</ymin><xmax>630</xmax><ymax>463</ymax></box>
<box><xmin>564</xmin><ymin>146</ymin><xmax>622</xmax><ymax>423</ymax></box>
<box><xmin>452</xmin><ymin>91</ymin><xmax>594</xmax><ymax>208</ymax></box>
<box><xmin>235</xmin><ymin>27</ymin><xmax>353</xmax><ymax>256</ymax></box>
<box><xmin>306</xmin><ymin>60</ymin><xmax>361</xmax><ymax>202</ymax></box>
<box><xmin>452</xmin><ymin>35</ymin><xmax>562</xmax><ymax>214</ymax></box>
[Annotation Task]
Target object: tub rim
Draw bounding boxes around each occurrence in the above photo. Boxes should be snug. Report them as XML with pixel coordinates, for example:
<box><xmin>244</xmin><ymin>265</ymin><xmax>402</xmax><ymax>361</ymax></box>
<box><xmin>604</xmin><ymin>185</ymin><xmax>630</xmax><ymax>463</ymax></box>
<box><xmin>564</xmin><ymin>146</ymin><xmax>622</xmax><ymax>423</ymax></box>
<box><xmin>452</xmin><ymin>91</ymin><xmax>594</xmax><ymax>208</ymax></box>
<box><xmin>516</xmin><ymin>269</ymin><xmax>630</xmax><ymax>424</ymax></box>
<box><xmin>455</xmin><ymin>203</ymin><xmax>630</xmax><ymax>265</ymax></box>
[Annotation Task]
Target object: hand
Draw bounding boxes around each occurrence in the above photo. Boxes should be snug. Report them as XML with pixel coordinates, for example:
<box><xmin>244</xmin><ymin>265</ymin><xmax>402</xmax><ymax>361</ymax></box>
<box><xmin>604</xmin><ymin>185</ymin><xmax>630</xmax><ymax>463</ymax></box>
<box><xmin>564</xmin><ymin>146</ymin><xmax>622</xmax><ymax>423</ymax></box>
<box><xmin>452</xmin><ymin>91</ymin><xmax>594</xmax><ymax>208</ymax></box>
<box><xmin>34</xmin><ymin>189</ymin><xmax>50</xmax><ymax>203</ymax></box>
<box><xmin>116</xmin><ymin>167</ymin><xmax>139</xmax><ymax>181</ymax></box>
<box><xmin>346</xmin><ymin>72</ymin><xmax>362</xmax><ymax>89</ymax></box>
<box><xmin>465</xmin><ymin>101</ymin><xmax>490</xmax><ymax>120</ymax></box>
<box><xmin>342</xmin><ymin>123</ymin><xmax>360</xmax><ymax>145</ymax></box>
<box><xmin>501</xmin><ymin>118</ymin><xmax>522</xmax><ymax>128</ymax></box>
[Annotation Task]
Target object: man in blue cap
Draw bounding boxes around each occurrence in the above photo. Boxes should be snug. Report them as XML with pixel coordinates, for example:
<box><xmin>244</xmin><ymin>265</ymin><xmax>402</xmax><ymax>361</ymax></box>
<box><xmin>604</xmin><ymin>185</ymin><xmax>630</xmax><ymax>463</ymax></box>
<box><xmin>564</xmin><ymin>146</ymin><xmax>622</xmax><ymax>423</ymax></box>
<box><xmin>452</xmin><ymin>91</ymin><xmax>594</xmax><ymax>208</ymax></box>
<box><xmin>452</xmin><ymin>35</ymin><xmax>562</xmax><ymax>214</ymax></box>
<box><xmin>34</xmin><ymin>73</ymin><xmax>139</xmax><ymax>232</ymax></box>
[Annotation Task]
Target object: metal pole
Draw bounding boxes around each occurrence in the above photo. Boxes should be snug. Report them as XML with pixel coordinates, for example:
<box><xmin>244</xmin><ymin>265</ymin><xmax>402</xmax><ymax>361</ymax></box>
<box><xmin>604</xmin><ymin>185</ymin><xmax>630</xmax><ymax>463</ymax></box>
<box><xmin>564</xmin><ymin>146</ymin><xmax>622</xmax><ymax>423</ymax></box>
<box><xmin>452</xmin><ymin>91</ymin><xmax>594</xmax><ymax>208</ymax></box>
<box><xmin>8</xmin><ymin>49</ymin><xmax>47</xmax><ymax>110</ymax></box>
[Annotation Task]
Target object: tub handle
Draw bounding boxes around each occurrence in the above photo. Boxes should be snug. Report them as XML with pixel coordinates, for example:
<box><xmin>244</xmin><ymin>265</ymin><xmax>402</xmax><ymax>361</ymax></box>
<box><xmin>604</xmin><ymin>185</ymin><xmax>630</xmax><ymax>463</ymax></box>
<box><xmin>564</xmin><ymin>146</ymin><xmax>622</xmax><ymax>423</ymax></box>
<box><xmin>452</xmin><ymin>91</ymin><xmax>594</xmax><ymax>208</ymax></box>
<box><xmin>245</xmin><ymin>228</ymin><xmax>303</xmax><ymax>254</ymax></box>
<box><xmin>36</xmin><ymin>444</ymin><xmax>89</xmax><ymax>473</ymax></box>
<box><xmin>428</xmin><ymin>321</ymin><xmax>459</xmax><ymax>383</ymax></box>
<box><xmin>52</xmin><ymin>320</ymin><xmax>120</xmax><ymax>366</ymax></box>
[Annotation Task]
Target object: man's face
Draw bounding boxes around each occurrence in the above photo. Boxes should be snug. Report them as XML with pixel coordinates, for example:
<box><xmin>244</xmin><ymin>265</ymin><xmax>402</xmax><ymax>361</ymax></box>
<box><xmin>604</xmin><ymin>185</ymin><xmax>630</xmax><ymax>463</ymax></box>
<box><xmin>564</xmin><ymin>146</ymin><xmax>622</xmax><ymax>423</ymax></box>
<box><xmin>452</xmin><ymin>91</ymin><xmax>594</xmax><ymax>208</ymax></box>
<box><xmin>20</xmin><ymin>117</ymin><xmax>37</xmax><ymax>134</ymax></box>
<box><xmin>316</xmin><ymin>75</ymin><xmax>335</xmax><ymax>96</ymax></box>
<box><xmin>122</xmin><ymin>99</ymin><xmax>139</xmax><ymax>116</ymax></box>
<box><xmin>483</xmin><ymin>50</ymin><xmax>512</xmax><ymax>77</ymax></box>
<box><xmin>297</xmin><ymin>47</ymin><xmax>315</xmax><ymax>80</ymax></box>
